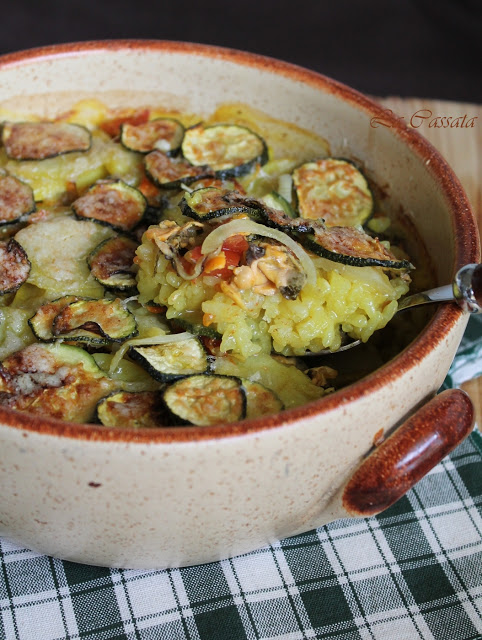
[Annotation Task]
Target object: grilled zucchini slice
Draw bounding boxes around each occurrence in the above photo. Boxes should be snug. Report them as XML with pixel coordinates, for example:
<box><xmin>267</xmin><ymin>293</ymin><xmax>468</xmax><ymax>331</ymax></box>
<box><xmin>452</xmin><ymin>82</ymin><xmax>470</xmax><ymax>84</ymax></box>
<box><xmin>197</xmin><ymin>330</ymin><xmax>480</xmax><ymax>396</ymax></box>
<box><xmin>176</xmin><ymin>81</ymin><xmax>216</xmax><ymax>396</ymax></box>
<box><xmin>182</xmin><ymin>124</ymin><xmax>268</xmax><ymax>179</ymax></box>
<box><xmin>52</xmin><ymin>298</ymin><xmax>138</xmax><ymax>343</ymax></box>
<box><xmin>162</xmin><ymin>374</ymin><xmax>246</xmax><ymax>426</ymax></box>
<box><xmin>180</xmin><ymin>187</ymin><xmax>259</xmax><ymax>221</ymax></box>
<box><xmin>72</xmin><ymin>180</ymin><xmax>147</xmax><ymax>231</ymax></box>
<box><xmin>168</xmin><ymin>315</ymin><xmax>222</xmax><ymax>340</ymax></box>
<box><xmin>0</xmin><ymin>176</ymin><xmax>36</xmax><ymax>226</ymax></box>
<box><xmin>28</xmin><ymin>295</ymin><xmax>84</xmax><ymax>341</ymax></box>
<box><xmin>297</xmin><ymin>225</ymin><xmax>414</xmax><ymax>270</ymax></box>
<box><xmin>241</xmin><ymin>379</ymin><xmax>284</xmax><ymax>419</ymax></box>
<box><xmin>144</xmin><ymin>150</ymin><xmax>213</xmax><ymax>189</ymax></box>
<box><xmin>121</xmin><ymin>118</ymin><xmax>184</xmax><ymax>154</ymax></box>
<box><xmin>87</xmin><ymin>236</ymin><xmax>138</xmax><ymax>292</ymax></box>
<box><xmin>292</xmin><ymin>158</ymin><xmax>373</xmax><ymax>227</ymax></box>
<box><xmin>97</xmin><ymin>390</ymin><xmax>165</xmax><ymax>428</ymax></box>
<box><xmin>0</xmin><ymin>238</ymin><xmax>31</xmax><ymax>294</ymax></box>
<box><xmin>2</xmin><ymin>122</ymin><xmax>91</xmax><ymax>160</ymax></box>
<box><xmin>203</xmin><ymin>190</ymin><xmax>305</xmax><ymax>231</ymax></box>
<box><xmin>0</xmin><ymin>342</ymin><xmax>114</xmax><ymax>422</ymax></box>
<box><xmin>129</xmin><ymin>336</ymin><xmax>210</xmax><ymax>382</ymax></box>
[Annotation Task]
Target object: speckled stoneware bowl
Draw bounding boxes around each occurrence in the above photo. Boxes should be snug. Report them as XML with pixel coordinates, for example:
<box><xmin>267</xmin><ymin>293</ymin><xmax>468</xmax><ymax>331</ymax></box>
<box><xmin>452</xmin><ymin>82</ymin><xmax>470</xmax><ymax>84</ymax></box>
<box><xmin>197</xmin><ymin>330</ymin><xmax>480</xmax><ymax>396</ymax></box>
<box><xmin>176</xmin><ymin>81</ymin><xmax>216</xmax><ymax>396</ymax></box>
<box><xmin>0</xmin><ymin>41</ymin><xmax>479</xmax><ymax>569</ymax></box>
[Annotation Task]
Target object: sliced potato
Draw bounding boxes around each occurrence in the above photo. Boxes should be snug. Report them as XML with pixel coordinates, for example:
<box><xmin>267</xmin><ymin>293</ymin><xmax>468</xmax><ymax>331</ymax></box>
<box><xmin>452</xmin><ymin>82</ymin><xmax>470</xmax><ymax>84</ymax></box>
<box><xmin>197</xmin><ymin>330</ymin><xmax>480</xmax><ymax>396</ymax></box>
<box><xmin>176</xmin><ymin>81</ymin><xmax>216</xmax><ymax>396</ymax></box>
<box><xmin>14</xmin><ymin>216</ymin><xmax>113</xmax><ymax>297</ymax></box>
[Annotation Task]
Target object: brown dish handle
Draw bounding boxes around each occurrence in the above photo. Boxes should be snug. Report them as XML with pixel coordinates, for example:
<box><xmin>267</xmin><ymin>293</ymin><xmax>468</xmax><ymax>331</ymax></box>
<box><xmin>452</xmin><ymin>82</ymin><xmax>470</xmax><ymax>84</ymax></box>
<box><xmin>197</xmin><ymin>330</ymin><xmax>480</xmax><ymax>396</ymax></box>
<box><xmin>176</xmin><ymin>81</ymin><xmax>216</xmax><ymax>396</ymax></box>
<box><xmin>342</xmin><ymin>389</ymin><xmax>475</xmax><ymax>517</ymax></box>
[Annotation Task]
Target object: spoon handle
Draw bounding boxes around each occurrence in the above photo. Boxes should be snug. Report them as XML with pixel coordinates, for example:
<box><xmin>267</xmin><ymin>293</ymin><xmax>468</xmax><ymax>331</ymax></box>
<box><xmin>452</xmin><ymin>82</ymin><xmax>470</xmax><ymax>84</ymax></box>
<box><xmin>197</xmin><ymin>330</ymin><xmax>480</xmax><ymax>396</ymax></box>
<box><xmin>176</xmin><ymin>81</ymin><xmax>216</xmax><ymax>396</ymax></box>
<box><xmin>398</xmin><ymin>263</ymin><xmax>482</xmax><ymax>314</ymax></box>
<box><xmin>454</xmin><ymin>263</ymin><xmax>482</xmax><ymax>313</ymax></box>
<box><xmin>397</xmin><ymin>284</ymin><xmax>455</xmax><ymax>311</ymax></box>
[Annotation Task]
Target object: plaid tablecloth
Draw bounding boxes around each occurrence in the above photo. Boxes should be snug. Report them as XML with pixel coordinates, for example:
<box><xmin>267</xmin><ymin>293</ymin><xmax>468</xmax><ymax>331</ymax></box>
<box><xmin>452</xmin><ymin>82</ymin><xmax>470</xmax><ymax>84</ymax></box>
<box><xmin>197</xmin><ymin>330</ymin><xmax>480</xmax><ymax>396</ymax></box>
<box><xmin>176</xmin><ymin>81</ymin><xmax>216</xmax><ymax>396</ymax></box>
<box><xmin>1</xmin><ymin>316</ymin><xmax>481</xmax><ymax>640</ymax></box>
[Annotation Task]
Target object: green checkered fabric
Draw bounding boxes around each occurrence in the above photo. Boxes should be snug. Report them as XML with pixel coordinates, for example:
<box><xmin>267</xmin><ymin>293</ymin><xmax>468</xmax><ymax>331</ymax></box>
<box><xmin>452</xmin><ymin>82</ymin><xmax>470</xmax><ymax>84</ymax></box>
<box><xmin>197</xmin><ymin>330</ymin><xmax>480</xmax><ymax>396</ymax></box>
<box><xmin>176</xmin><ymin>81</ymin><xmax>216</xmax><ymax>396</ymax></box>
<box><xmin>1</xmin><ymin>316</ymin><xmax>481</xmax><ymax>640</ymax></box>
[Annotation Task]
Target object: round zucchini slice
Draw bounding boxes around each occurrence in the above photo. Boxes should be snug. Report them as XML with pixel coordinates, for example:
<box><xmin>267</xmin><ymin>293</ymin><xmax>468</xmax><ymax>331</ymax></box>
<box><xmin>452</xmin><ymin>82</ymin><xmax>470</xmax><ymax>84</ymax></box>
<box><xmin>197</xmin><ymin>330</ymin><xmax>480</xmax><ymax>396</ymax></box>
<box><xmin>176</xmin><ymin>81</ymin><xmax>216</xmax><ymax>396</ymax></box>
<box><xmin>241</xmin><ymin>379</ymin><xmax>284</xmax><ymax>419</ymax></box>
<box><xmin>292</xmin><ymin>158</ymin><xmax>374</xmax><ymax>227</ymax></box>
<box><xmin>2</xmin><ymin>121</ymin><xmax>91</xmax><ymax>160</ymax></box>
<box><xmin>121</xmin><ymin>118</ymin><xmax>185</xmax><ymax>154</ymax></box>
<box><xmin>179</xmin><ymin>187</ymin><xmax>259</xmax><ymax>221</ymax></box>
<box><xmin>162</xmin><ymin>374</ymin><xmax>246</xmax><ymax>426</ymax></box>
<box><xmin>0</xmin><ymin>238</ymin><xmax>31</xmax><ymax>294</ymax></box>
<box><xmin>297</xmin><ymin>224</ymin><xmax>414</xmax><ymax>270</ymax></box>
<box><xmin>87</xmin><ymin>236</ymin><xmax>138</xmax><ymax>291</ymax></box>
<box><xmin>52</xmin><ymin>298</ymin><xmax>138</xmax><ymax>343</ymax></box>
<box><xmin>72</xmin><ymin>180</ymin><xmax>147</xmax><ymax>232</ymax></box>
<box><xmin>144</xmin><ymin>150</ymin><xmax>213</xmax><ymax>189</ymax></box>
<box><xmin>181</xmin><ymin>124</ymin><xmax>268</xmax><ymax>178</ymax></box>
<box><xmin>0</xmin><ymin>175</ymin><xmax>36</xmax><ymax>226</ymax></box>
<box><xmin>129</xmin><ymin>336</ymin><xmax>210</xmax><ymax>382</ymax></box>
<box><xmin>97</xmin><ymin>390</ymin><xmax>165</xmax><ymax>428</ymax></box>
<box><xmin>0</xmin><ymin>343</ymin><xmax>114</xmax><ymax>423</ymax></box>
<box><xmin>28</xmin><ymin>295</ymin><xmax>85</xmax><ymax>342</ymax></box>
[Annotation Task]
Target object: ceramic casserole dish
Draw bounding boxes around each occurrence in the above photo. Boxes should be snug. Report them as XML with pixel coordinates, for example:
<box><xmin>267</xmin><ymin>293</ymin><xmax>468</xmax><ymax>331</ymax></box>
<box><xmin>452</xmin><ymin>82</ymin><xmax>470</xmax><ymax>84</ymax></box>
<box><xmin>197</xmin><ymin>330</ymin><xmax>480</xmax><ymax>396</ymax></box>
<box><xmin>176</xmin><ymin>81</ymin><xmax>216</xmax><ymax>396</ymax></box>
<box><xmin>0</xmin><ymin>40</ymin><xmax>479</xmax><ymax>569</ymax></box>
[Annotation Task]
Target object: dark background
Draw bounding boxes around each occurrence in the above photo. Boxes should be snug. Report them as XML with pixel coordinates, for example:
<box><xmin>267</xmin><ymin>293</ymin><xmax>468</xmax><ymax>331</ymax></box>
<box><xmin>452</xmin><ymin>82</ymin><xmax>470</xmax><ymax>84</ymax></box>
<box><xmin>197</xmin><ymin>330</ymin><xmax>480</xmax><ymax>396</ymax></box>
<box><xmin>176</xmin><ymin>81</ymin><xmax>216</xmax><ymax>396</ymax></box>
<box><xmin>1</xmin><ymin>0</ymin><xmax>481</xmax><ymax>103</ymax></box>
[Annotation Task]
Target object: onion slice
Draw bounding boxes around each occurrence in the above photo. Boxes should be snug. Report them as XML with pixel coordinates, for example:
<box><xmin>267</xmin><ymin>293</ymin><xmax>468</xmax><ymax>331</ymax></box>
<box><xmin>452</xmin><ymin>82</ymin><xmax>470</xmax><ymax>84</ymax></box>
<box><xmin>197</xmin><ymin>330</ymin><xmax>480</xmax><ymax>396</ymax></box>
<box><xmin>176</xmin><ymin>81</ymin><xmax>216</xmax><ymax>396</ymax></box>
<box><xmin>201</xmin><ymin>219</ymin><xmax>317</xmax><ymax>287</ymax></box>
<box><xmin>173</xmin><ymin>254</ymin><xmax>205</xmax><ymax>280</ymax></box>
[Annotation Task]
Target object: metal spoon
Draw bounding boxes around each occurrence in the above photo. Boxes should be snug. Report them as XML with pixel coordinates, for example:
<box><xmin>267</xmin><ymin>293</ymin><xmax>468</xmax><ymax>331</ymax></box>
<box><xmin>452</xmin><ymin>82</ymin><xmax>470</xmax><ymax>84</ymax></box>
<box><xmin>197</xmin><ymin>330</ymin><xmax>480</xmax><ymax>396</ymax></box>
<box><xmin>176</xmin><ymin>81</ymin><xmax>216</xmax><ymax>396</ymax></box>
<box><xmin>306</xmin><ymin>263</ymin><xmax>482</xmax><ymax>356</ymax></box>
